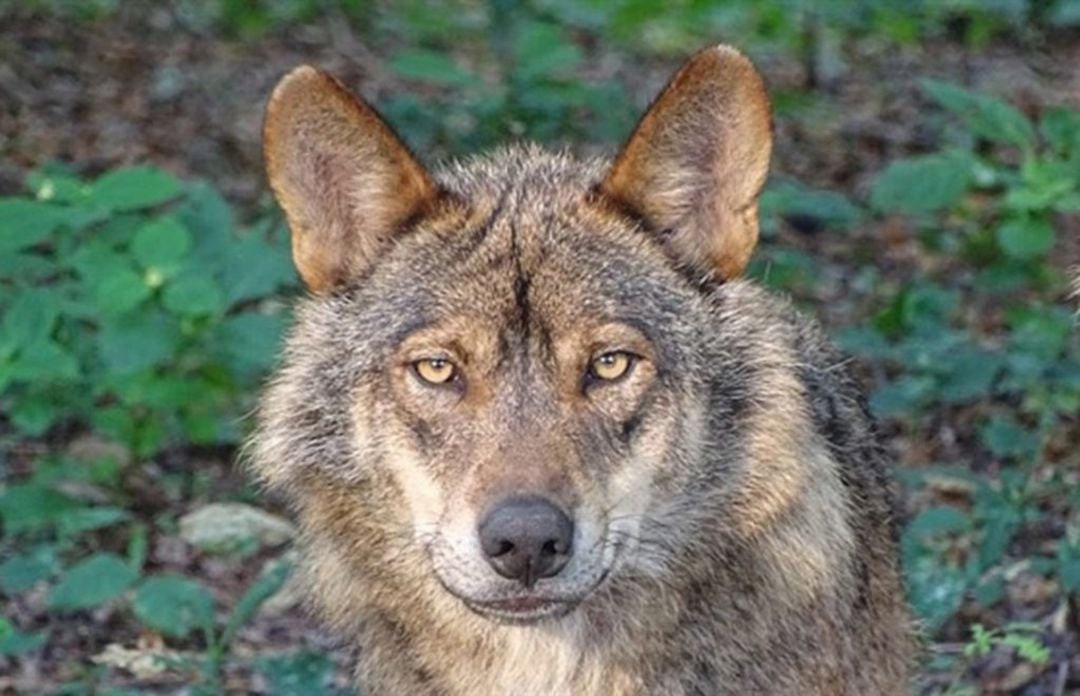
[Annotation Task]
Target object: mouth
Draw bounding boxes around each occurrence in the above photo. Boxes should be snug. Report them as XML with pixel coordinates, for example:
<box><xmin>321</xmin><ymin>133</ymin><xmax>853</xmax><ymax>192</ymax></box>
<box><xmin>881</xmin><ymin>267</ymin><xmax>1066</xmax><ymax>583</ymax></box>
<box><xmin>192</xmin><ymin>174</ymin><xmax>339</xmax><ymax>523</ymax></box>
<box><xmin>428</xmin><ymin>535</ymin><xmax>622</xmax><ymax>626</ymax></box>
<box><xmin>463</xmin><ymin>595</ymin><xmax>578</xmax><ymax>624</ymax></box>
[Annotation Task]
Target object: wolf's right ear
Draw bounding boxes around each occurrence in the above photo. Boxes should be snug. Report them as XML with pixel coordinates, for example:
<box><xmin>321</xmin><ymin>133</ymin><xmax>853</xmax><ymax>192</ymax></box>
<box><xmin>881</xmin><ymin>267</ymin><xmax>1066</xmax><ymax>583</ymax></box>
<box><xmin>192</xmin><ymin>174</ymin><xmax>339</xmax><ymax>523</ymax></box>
<box><xmin>264</xmin><ymin>66</ymin><xmax>440</xmax><ymax>293</ymax></box>
<box><xmin>598</xmin><ymin>45</ymin><xmax>772</xmax><ymax>282</ymax></box>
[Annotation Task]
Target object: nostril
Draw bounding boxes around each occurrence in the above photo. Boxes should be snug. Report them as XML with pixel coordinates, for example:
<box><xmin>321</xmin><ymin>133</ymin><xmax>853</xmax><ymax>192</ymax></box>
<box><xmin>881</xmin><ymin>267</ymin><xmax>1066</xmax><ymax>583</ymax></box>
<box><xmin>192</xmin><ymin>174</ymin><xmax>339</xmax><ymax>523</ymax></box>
<box><xmin>541</xmin><ymin>539</ymin><xmax>565</xmax><ymax>556</ymax></box>
<box><xmin>493</xmin><ymin>539</ymin><xmax>514</xmax><ymax>557</ymax></box>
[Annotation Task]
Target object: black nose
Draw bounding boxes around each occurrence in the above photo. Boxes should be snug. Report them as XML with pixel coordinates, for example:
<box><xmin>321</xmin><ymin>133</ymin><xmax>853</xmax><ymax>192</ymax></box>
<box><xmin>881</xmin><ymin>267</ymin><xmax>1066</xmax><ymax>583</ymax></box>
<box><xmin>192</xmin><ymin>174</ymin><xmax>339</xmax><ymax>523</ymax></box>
<box><xmin>478</xmin><ymin>496</ymin><xmax>574</xmax><ymax>587</ymax></box>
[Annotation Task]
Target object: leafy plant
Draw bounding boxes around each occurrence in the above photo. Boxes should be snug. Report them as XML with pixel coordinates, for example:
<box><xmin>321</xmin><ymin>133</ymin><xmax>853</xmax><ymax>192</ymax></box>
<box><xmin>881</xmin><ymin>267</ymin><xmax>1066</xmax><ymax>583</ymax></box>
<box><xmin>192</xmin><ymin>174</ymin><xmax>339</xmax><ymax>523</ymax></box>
<box><xmin>256</xmin><ymin>649</ymin><xmax>344</xmax><ymax>695</ymax></box>
<box><xmin>853</xmin><ymin>83</ymin><xmax>1080</xmax><ymax>643</ymax></box>
<box><xmin>377</xmin><ymin>14</ymin><xmax>635</xmax><ymax>156</ymax></box>
<box><xmin>964</xmin><ymin>622</ymin><xmax>1051</xmax><ymax>666</ymax></box>
<box><xmin>138</xmin><ymin>556</ymin><xmax>295</xmax><ymax>692</ymax></box>
<box><xmin>47</xmin><ymin>552</ymin><xmax>140</xmax><ymax>611</ymax></box>
<box><xmin>0</xmin><ymin>164</ymin><xmax>302</xmax><ymax>688</ymax></box>
<box><xmin>0</xmin><ymin>164</ymin><xmax>295</xmax><ymax>456</ymax></box>
<box><xmin>0</xmin><ymin>456</ymin><xmax>295</xmax><ymax>689</ymax></box>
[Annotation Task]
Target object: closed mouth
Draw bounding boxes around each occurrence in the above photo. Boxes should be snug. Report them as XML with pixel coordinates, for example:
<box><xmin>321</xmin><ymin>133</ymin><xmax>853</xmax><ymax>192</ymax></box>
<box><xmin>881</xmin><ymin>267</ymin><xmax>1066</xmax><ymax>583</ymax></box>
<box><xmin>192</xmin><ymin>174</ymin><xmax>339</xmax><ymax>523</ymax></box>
<box><xmin>430</xmin><ymin>538</ymin><xmax>621</xmax><ymax>625</ymax></box>
<box><xmin>463</xmin><ymin>595</ymin><xmax>578</xmax><ymax>623</ymax></box>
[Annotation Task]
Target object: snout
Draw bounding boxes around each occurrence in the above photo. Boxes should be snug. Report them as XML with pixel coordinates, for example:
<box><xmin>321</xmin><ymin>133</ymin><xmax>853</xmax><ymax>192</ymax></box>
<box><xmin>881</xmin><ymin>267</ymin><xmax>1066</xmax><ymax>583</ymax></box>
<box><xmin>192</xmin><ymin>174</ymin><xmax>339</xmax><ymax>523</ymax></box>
<box><xmin>426</xmin><ymin>489</ymin><xmax>613</xmax><ymax>623</ymax></box>
<box><xmin>478</xmin><ymin>496</ymin><xmax>573</xmax><ymax>587</ymax></box>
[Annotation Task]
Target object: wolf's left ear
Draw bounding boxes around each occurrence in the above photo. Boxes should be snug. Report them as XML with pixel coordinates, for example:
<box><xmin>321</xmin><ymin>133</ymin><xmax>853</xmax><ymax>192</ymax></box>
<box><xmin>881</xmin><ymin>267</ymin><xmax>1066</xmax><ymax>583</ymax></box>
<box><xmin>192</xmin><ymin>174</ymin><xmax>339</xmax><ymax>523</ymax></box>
<box><xmin>598</xmin><ymin>45</ymin><xmax>772</xmax><ymax>281</ymax></box>
<box><xmin>264</xmin><ymin>66</ymin><xmax>440</xmax><ymax>293</ymax></box>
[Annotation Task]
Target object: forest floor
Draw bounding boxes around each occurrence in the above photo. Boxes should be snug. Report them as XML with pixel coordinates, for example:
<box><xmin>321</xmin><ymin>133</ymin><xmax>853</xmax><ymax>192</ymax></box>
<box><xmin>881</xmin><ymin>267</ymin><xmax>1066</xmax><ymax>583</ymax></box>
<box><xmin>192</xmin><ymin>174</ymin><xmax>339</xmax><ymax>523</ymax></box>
<box><xmin>1</xmin><ymin>7</ymin><xmax>1079</xmax><ymax>694</ymax></box>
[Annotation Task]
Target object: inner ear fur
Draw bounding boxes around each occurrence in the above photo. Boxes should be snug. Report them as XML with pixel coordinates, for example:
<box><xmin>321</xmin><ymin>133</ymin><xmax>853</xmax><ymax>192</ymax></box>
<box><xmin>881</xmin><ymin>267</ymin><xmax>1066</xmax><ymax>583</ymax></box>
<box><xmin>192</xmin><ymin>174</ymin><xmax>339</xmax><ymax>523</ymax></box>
<box><xmin>263</xmin><ymin>66</ymin><xmax>439</xmax><ymax>293</ymax></box>
<box><xmin>599</xmin><ymin>45</ymin><xmax>773</xmax><ymax>282</ymax></box>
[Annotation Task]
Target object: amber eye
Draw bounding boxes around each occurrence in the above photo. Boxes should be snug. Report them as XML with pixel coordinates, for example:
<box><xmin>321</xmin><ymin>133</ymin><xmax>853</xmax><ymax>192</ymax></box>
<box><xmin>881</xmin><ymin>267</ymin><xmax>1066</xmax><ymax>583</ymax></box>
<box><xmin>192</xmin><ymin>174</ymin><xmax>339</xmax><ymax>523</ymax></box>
<box><xmin>589</xmin><ymin>351</ymin><xmax>633</xmax><ymax>382</ymax></box>
<box><xmin>414</xmin><ymin>357</ymin><xmax>457</xmax><ymax>385</ymax></box>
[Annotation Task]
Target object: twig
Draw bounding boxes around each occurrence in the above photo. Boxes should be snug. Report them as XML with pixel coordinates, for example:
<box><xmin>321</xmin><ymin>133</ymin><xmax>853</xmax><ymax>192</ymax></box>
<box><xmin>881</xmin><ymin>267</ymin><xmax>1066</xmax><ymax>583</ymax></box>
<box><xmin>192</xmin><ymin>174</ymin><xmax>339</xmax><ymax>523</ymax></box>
<box><xmin>1052</xmin><ymin>659</ymin><xmax>1068</xmax><ymax>696</ymax></box>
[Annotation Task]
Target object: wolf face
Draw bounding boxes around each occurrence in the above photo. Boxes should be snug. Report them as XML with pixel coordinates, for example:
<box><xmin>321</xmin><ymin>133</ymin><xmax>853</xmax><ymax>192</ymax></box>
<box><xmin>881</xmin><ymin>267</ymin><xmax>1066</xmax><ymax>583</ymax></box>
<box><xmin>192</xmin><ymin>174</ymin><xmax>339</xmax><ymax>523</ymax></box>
<box><xmin>253</xmin><ymin>45</ymin><xmax>912</xmax><ymax>694</ymax></box>
<box><xmin>256</xmin><ymin>46</ymin><xmax>772</xmax><ymax>623</ymax></box>
<box><xmin>354</xmin><ymin>182</ymin><xmax>703</xmax><ymax>622</ymax></box>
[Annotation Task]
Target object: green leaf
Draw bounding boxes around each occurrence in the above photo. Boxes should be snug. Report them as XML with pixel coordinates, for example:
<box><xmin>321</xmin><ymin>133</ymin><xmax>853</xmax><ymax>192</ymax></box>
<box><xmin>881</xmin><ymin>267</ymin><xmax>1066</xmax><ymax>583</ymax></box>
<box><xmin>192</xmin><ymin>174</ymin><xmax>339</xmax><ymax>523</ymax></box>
<box><xmin>89</xmin><ymin>166</ymin><xmax>182</xmax><ymax>212</ymax></box>
<box><xmin>1007</xmin><ymin>306</ymin><xmax>1072</xmax><ymax>361</ymax></box>
<box><xmin>93</xmin><ymin>264</ymin><xmax>152</xmax><ymax>315</ymax></box>
<box><xmin>1039</xmin><ymin>106</ymin><xmax>1080</xmax><ymax>156</ymax></box>
<box><xmin>978</xmin><ymin>513</ymin><xmax>1019</xmax><ymax>571</ymax></box>
<box><xmin>835</xmin><ymin>327</ymin><xmax>892</xmax><ymax>359</ymax></box>
<box><xmin>938</xmin><ymin>347</ymin><xmax>1002</xmax><ymax>403</ymax></box>
<box><xmin>995</xmin><ymin>217</ymin><xmax>1054</xmax><ymax>260</ymax></box>
<box><xmin>980</xmin><ymin>416</ymin><xmax>1038</xmax><ymax>460</ymax></box>
<box><xmin>133</xmin><ymin>575</ymin><xmax>215</xmax><ymax>639</ymax></box>
<box><xmin>1059</xmin><ymin>543</ymin><xmax>1080</xmax><ymax>593</ymax></box>
<box><xmin>8</xmin><ymin>392</ymin><xmax>61</xmax><ymax>436</ymax></box>
<box><xmin>178</xmin><ymin>182</ymin><xmax>235</xmax><ymax>265</ymax></box>
<box><xmin>870</xmin><ymin>375</ymin><xmax>935</xmax><ymax>417</ymax></box>
<box><xmin>389</xmin><ymin>49</ymin><xmax>476</xmax><ymax>87</ymax></box>
<box><xmin>760</xmin><ymin>180</ymin><xmax>861</xmax><ymax>233</ymax></box>
<box><xmin>0</xmin><ymin>252</ymin><xmax>55</xmax><ymax>282</ymax></box>
<box><xmin>219</xmin><ymin>234</ymin><xmax>295</xmax><ymax>306</ymax></box>
<box><xmin>47</xmin><ymin>552</ymin><xmax>139</xmax><ymax>611</ymax></box>
<box><xmin>217</xmin><ymin>312</ymin><xmax>287</xmax><ymax>373</ymax></box>
<box><xmin>69</xmin><ymin>239</ymin><xmax>126</xmax><ymax>279</ymax></box>
<box><xmin>1049</xmin><ymin>0</ymin><xmax>1080</xmax><ymax>26</ymax></box>
<box><xmin>922</xmin><ymin>79</ymin><xmax>1035</xmax><ymax>149</ymax></box>
<box><xmin>6</xmin><ymin>340</ymin><xmax>79</xmax><ymax>383</ymax></box>
<box><xmin>97</xmin><ymin>311</ymin><xmax>182</xmax><ymax>374</ymax></box>
<box><xmin>905</xmin><ymin>555</ymin><xmax>968</xmax><ymax>631</ymax></box>
<box><xmin>0</xmin><ymin>549</ymin><xmax>55</xmax><ymax>595</ymax></box>
<box><xmin>0</xmin><ymin>484</ymin><xmax>77</xmax><ymax>536</ymax></box>
<box><xmin>906</xmin><ymin>506</ymin><xmax>971</xmax><ymax>539</ymax></box>
<box><xmin>162</xmin><ymin>274</ymin><xmax>224</xmax><ymax>316</ymax></box>
<box><xmin>131</xmin><ymin>216</ymin><xmax>192</xmax><ymax>271</ymax></box>
<box><xmin>115</xmin><ymin>373</ymin><xmax>208</xmax><ymax>411</ymax></box>
<box><xmin>1</xmin><ymin>288</ymin><xmax>61</xmax><ymax>353</ymax></box>
<box><xmin>57</xmin><ymin>507</ymin><xmax>131</xmax><ymax>537</ymax></box>
<box><xmin>973</xmin><ymin>575</ymin><xmax>1005</xmax><ymax>608</ymax></box>
<box><xmin>0</xmin><ymin>200</ymin><xmax>64</xmax><ymax>254</ymax></box>
<box><xmin>0</xmin><ymin>628</ymin><xmax>47</xmax><ymax>656</ymax></box>
<box><xmin>256</xmin><ymin>650</ymin><xmax>338</xmax><ymax>695</ymax></box>
<box><xmin>1003</xmin><ymin>159</ymin><xmax>1077</xmax><ymax>212</ymax></box>
<box><xmin>27</xmin><ymin>168</ymin><xmax>87</xmax><ymax>203</ymax></box>
<box><xmin>222</xmin><ymin>556</ymin><xmax>293</xmax><ymax>645</ymax></box>
<box><xmin>999</xmin><ymin>632</ymin><xmax>1051</xmax><ymax>665</ymax></box>
<box><xmin>514</xmin><ymin>21</ymin><xmax>583</xmax><ymax>81</ymax></box>
<box><xmin>870</xmin><ymin>151</ymin><xmax>972</xmax><ymax>215</ymax></box>
<box><xmin>899</xmin><ymin>283</ymin><xmax>958</xmax><ymax>331</ymax></box>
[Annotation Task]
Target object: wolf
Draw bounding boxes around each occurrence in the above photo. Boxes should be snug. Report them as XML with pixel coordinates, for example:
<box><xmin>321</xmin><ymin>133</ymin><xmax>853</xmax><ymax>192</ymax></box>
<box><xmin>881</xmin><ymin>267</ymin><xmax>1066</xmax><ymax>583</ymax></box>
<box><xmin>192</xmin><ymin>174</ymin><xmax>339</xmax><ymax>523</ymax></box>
<box><xmin>251</xmin><ymin>45</ymin><xmax>917</xmax><ymax>694</ymax></box>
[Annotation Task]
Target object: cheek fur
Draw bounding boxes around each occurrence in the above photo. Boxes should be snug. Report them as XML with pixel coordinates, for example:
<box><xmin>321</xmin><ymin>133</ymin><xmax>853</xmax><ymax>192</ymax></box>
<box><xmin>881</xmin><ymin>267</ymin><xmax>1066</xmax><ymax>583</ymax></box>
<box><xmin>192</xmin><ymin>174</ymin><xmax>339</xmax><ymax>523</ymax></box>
<box><xmin>582</xmin><ymin>360</ymin><xmax>658</xmax><ymax>425</ymax></box>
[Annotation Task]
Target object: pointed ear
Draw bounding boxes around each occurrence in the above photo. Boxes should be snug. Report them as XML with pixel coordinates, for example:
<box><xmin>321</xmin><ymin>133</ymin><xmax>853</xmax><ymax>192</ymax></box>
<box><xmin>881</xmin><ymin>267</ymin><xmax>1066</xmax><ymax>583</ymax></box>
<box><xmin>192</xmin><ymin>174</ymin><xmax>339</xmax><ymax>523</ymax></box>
<box><xmin>598</xmin><ymin>45</ymin><xmax>772</xmax><ymax>281</ymax></box>
<box><xmin>263</xmin><ymin>66</ymin><xmax>440</xmax><ymax>293</ymax></box>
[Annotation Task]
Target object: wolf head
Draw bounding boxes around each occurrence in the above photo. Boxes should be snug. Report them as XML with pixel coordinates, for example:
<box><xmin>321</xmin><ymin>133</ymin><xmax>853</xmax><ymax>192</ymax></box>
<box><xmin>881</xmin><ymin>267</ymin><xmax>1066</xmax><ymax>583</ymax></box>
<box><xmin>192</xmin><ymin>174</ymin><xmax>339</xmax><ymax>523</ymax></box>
<box><xmin>253</xmin><ymin>46</ymin><xmax>778</xmax><ymax>626</ymax></box>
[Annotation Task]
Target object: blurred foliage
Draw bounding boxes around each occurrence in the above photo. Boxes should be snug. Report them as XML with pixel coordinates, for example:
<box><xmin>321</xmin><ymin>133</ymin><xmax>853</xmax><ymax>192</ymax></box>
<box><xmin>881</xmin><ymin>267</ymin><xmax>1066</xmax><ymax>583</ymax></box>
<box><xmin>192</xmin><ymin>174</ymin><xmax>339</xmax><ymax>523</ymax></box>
<box><xmin>841</xmin><ymin>80</ymin><xmax>1080</xmax><ymax>645</ymax></box>
<box><xmin>0</xmin><ymin>166</ymin><xmax>293</xmax><ymax>455</ymax></box>
<box><xmin>1</xmin><ymin>0</ymin><xmax>1079</xmax><ymax>692</ymax></box>
<box><xmin>0</xmin><ymin>166</ymin><xmax>297</xmax><ymax>688</ymax></box>
<box><xmin>8</xmin><ymin>0</ymin><xmax>1080</xmax><ymax>45</ymax></box>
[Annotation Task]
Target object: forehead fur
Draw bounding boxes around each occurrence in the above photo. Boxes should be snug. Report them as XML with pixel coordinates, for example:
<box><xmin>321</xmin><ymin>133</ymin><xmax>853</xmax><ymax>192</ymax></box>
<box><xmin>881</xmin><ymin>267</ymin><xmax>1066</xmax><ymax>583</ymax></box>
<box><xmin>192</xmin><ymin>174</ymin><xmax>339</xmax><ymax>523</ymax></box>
<box><xmin>435</xmin><ymin>144</ymin><xmax>607</xmax><ymax>205</ymax></box>
<box><xmin>328</xmin><ymin>143</ymin><xmax>704</xmax><ymax>353</ymax></box>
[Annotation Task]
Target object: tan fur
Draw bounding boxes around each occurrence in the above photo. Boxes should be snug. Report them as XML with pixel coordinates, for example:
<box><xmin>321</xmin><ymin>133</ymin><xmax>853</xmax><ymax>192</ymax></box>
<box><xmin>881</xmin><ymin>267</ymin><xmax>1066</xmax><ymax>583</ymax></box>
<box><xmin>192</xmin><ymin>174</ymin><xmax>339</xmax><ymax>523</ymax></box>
<box><xmin>263</xmin><ymin>66</ymin><xmax>440</xmax><ymax>292</ymax></box>
<box><xmin>253</xmin><ymin>44</ymin><xmax>916</xmax><ymax>695</ymax></box>
<box><xmin>600</xmin><ymin>46</ymin><xmax>772</xmax><ymax>281</ymax></box>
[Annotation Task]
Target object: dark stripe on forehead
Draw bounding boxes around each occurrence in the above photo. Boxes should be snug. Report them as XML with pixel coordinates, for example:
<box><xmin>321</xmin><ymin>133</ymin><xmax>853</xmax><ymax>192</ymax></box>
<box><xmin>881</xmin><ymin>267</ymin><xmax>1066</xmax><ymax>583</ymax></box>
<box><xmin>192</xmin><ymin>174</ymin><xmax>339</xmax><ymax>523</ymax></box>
<box><xmin>439</xmin><ymin>191</ymin><xmax>510</xmax><ymax>268</ymax></box>
<box><xmin>510</xmin><ymin>218</ymin><xmax>531</xmax><ymax>335</ymax></box>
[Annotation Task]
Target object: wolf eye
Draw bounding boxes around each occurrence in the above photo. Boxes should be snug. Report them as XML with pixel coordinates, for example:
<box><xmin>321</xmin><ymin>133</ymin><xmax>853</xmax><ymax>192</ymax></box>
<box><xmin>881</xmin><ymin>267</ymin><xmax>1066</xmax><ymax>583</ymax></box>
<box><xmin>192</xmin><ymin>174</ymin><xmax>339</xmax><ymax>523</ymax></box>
<box><xmin>414</xmin><ymin>357</ymin><xmax>457</xmax><ymax>385</ymax></box>
<box><xmin>589</xmin><ymin>351</ymin><xmax>634</xmax><ymax>382</ymax></box>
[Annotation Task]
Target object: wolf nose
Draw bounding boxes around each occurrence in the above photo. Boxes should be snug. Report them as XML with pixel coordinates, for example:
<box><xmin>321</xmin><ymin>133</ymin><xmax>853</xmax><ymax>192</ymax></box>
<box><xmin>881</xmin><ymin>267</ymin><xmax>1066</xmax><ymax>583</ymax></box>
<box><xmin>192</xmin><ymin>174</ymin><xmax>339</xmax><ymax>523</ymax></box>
<box><xmin>478</xmin><ymin>496</ymin><xmax>574</xmax><ymax>587</ymax></box>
